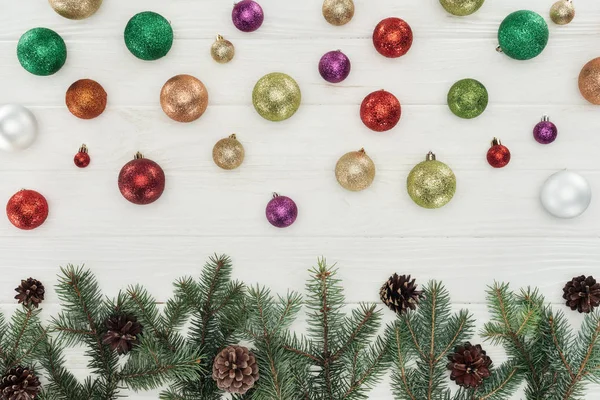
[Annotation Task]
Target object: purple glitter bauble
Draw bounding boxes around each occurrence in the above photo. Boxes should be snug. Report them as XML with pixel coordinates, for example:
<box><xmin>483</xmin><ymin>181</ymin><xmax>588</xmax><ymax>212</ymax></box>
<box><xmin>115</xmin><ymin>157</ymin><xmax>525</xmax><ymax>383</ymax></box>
<box><xmin>266</xmin><ymin>194</ymin><xmax>298</xmax><ymax>228</ymax></box>
<box><xmin>533</xmin><ymin>120</ymin><xmax>558</xmax><ymax>144</ymax></box>
<box><xmin>319</xmin><ymin>50</ymin><xmax>351</xmax><ymax>83</ymax></box>
<box><xmin>232</xmin><ymin>0</ymin><xmax>264</xmax><ymax>32</ymax></box>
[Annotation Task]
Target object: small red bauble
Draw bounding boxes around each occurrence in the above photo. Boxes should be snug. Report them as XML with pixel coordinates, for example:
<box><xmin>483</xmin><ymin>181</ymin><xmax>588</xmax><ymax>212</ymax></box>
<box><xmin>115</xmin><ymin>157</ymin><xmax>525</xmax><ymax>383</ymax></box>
<box><xmin>487</xmin><ymin>138</ymin><xmax>511</xmax><ymax>168</ymax></box>
<box><xmin>6</xmin><ymin>189</ymin><xmax>49</xmax><ymax>230</ymax></box>
<box><xmin>118</xmin><ymin>152</ymin><xmax>165</xmax><ymax>205</ymax></box>
<box><xmin>360</xmin><ymin>90</ymin><xmax>401</xmax><ymax>132</ymax></box>
<box><xmin>373</xmin><ymin>17</ymin><xmax>413</xmax><ymax>58</ymax></box>
<box><xmin>74</xmin><ymin>144</ymin><xmax>90</xmax><ymax>168</ymax></box>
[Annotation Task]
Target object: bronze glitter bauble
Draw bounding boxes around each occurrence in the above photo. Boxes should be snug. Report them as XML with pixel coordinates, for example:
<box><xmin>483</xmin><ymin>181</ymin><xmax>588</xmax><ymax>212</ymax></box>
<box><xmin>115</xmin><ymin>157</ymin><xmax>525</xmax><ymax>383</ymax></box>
<box><xmin>407</xmin><ymin>152</ymin><xmax>456</xmax><ymax>209</ymax></box>
<box><xmin>213</xmin><ymin>134</ymin><xmax>245</xmax><ymax>170</ymax></box>
<box><xmin>335</xmin><ymin>149</ymin><xmax>376</xmax><ymax>192</ymax></box>
<box><xmin>550</xmin><ymin>0</ymin><xmax>575</xmax><ymax>25</ymax></box>
<box><xmin>48</xmin><ymin>0</ymin><xmax>102</xmax><ymax>20</ymax></box>
<box><xmin>322</xmin><ymin>0</ymin><xmax>355</xmax><ymax>26</ymax></box>
<box><xmin>579</xmin><ymin>58</ymin><xmax>600</xmax><ymax>105</ymax></box>
<box><xmin>211</xmin><ymin>35</ymin><xmax>235</xmax><ymax>64</ymax></box>
<box><xmin>65</xmin><ymin>79</ymin><xmax>107</xmax><ymax>120</ymax></box>
<box><xmin>160</xmin><ymin>74</ymin><xmax>209</xmax><ymax>123</ymax></box>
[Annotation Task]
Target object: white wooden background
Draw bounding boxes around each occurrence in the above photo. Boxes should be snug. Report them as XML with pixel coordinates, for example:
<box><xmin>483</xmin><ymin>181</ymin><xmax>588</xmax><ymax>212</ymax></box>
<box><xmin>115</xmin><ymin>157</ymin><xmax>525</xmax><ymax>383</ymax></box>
<box><xmin>1</xmin><ymin>0</ymin><xmax>600</xmax><ymax>398</ymax></box>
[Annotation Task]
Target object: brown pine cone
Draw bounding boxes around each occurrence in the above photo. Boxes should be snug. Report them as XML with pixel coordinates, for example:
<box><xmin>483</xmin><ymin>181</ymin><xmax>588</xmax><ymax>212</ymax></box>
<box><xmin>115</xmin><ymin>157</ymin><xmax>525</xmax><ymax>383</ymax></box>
<box><xmin>0</xmin><ymin>366</ymin><xmax>41</xmax><ymax>400</ymax></box>
<box><xmin>380</xmin><ymin>274</ymin><xmax>423</xmax><ymax>314</ymax></box>
<box><xmin>212</xmin><ymin>345</ymin><xmax>259</xmax><ymax>394</ymax></box>
<box><xmin>447</xmin><ymin>342</ymin><xmax>492</xmax><ymax>388</ymax></box>
<box><xmin>563</xmin><ymin>275</ymin><xmax>600</xmax><ymax>314</ymax></box>
<box><xmin>14</xmin><ymin>278</ymin><xmax>45</xmax><ymax>308</ymax></box>
<box><xmin>101</xmin><ymin>314</ymin><xmax>143</xmax><ymax>355</ymax></box>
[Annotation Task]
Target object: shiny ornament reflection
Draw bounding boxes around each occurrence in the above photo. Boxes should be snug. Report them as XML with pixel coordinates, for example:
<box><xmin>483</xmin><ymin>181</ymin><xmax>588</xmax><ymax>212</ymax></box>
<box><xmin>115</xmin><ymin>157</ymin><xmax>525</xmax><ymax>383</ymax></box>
<box><xmin>335</xmin><ymin>149</ymin><xmax>376</xmax><ymax>191</ymax></box>
<box><xmin>66</xmin><ymin>79</ymin><xmax>107</xmax><ymax>120</ymax></box>
<box><xmin>322</xmin><ymin>0</ymin><xmax>354</xmax><ymax>26</ymax></box>
<box><xmin>439</xmin><ymin>0</ymin><xmax>485</xmax><ymax>16</ymax></box>
<box><xmin>497</xmin><ymin>10</ymin><xmax>549</xmax><ymax>60</ymax></box>
<box><xmin>48</xmin><ymin>0</ymin><xmax>103</xmax><ymax>20</ymax></box>
<box><xmin>6</xmin><ymin>189</ymin><xmax>48</xmax><ymax>230</ymax></box>
<box><xmin>160</xmin><ymin>75</ymin><xmax>209</xmax><ymax>123</ymax></box>
<box><xmin>0</xmin><ymin>104</ymin><xmax>38</xmax><ymax>152</ymax></box>
<box><xmin>252</xmin><ymin>73</ymin><xmax>301</xmax><ymax>122</ymax></box>
<box><xmin>213</xmin><ymin>134</ymin><xmax>245</xmax><ymax>170</ymax></box>
<box><xmin>540</xmin><ymin>170</ymin><xmax>591</xmax><ymax>219</ymax></box>
<box><xmin>407</xmin><ymin>152</ymin><xmax>456</xmax><ymax>209</ymax></box>
<box><xmin>578</xmin><ymin>58</ymin><xmax>600</xmax><ymax>105</ymax></box>
<box><xmin>360</xmin><ymin>90</ymin><xmax>401</xmax><ymax>132</ymax></box>
<box><xmin>266</xmin><ymin>194</ymin><xmax>297</xmax><ymax>228</ymax></box>
<box><xmin>550</xmin><ymin>0</ymin><xmax>575</xmax><ymax>25</ymax></box>
<box><xmin>118</xmin><ymin>153</ymin><xmax>165</xmax><ymax>205</ymax></box>
<box><xmin>17</xmin><ymin>28</ymin><xmax>67</xmax><ymax>76</ymax></box>
<box><xmin>447</xmin><ymin>78</ymin><xmax>488</xmax><ymax>119</ymax></box>
<box><xmin>372</xmin><ymin>17</ymin><xmax>413</xmax><ymax>58</ymax></box>
<box><xmin>211</xmin><ymin>35</ymin><xmax>235</xmax><ymax>64</ymax></box>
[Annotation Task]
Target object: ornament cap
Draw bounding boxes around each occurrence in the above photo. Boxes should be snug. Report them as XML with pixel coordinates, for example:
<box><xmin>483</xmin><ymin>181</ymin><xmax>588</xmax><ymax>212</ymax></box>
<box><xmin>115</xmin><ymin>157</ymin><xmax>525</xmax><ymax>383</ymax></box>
<box><xmin>229</xmin><ymin>133</ymin><xmax>237</xmax><ymax>139</ymax></box>
<box><xmin>426</xmin><ymin>151</ymin><xmax>436</xmax><ymax>161</ymax></box>
<box><xmin>496</xmin><ymin>45</ymin><xmax>503</xmax><ymax>53</ymax></box>
<box><xmin>79</xmin><ymin>144</ymin><xmax>88</xmax><ymax>153</ymax></box>
<box><xmin>134</xmin><ymin>152</ymin><xmax>144</xmax><ymax>160</ymax></box>
<box><xmin>542</xmin><ymin>115</ymin><xmax>550</xmax><ymax>122</ymax></box>
<box><xmin>272</xmin><ymin>192</ymin><xmax>279</xmax><ymax>198</ymax></box>
<box><xmin>358</xmin><ymin>147</ymin><xmax>365</xmax><ymax>154</ymax></box>
<box><xmin>491</xmin><ymin>137</ymin><xmax>501</xmax><ymax>146</ymax></box>
<box><xmin>216</xmin><ymin>34</ymin><xmax>224</xmax><ymax>41</ymax></box>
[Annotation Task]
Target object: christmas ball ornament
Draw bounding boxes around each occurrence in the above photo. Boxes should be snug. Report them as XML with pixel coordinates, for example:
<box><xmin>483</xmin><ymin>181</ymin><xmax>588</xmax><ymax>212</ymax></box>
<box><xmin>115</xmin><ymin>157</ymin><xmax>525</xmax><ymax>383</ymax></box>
<box><xmin>407</xmin><ymin>152</ymin><xmax>456</xmax><ymax>209</ymax></box>
<box><xmin>335</xmin><ymin>149</ymin><xmax>376</xmax><ymax>191</ymax></box>
<box><xmin>6</xmin><ymin>190</ymin><xmax>48</xmax><ymax>230</ymax></box>
<box><xmin>319</xmin><ymin>50</ymin><xmax>351</xmax><ymax>83</ymax></box>
<box><xmin>533</xmin><ymin>115</ymin><xmax>558</xmax><ymax>144</ymax></box>
<box><xmin>486</xmin><ymin>138</ymin><xmax>510</xmax><ymax>168</ymax></box>
<box><xmin>372</xmin><ymin>17</ymin><xmax>413</xmax><ymax>58</ymax></box>
<box><xmin>439</xmin><ymin>0</ymin><xmax>485</xmax><ymax>16</ymax></box>
<box><xmin>118</xmin><ymin>152</ymin><xmax>165</xmax><ymax>205</ymax></box>
<box><xmin>160</xmin><ymin>74</ymin><xmax>209</xmax><ymax>123</ymax></box>
<box><xmin>360</xmin><ymin>90</ymin><xmax>401</xmax><ymax>132</ymax></box>
<box><xmin>65</xmin><ymin>79</ymin><xmax>107</xmax><ymax>120</ymax></box>
<box><xmin>213</xmin><ymin>134</ymin><xmax>245</xmax><ymax>170</ymax></box>
<box><xmin>232</xmin><ymin>0</ymin><xmax>264</xmax><ymax>32</ymax></box>
<box><xmin>266</xmin><ymin>193</ymin><xmax>297</xmax><ymax>228</ymax></box>
<box><xmin>550</xmin><ymin>0</ymin><xmax>575</xmax><ymax>25</ymax></box>
<box><xmin>124</xmin><ymin>11</ymin><xmax>173</xmax><ymax>61</ymax></box>
<box><xmin>0</xmin><ymin>104</ymin><xmax>38</xmax><ymax>152</ymax></box>
<box><xmin>322</xmin><ymin>0</ymin><xmax>355</xmax><ymax>26</ymax></box>
<box><xmin>210</xmin><ymin>35</ymin><xmax>235</xmax><ymax>64</ymax></box>
<box><xmin>497</xmin><ymin>10</ymin><xmax>549</xmax><ymax>60</ymax></box>
<box><xmin>540</xmin><ymin>170</ymin><xmax>591</xmax><ymax>219</ymax></box>
<box><xmin>447</xmin><ymin>78</ymin><xmax>488</xmax><ymax>119</ymax></box>
<box><xmin>48</xmin><ymin>0</ymin><xmax>102</xmax><ymax>20</ymax></box>
<box><xmin>252</xmin><ymin>73</ymin><xmax>301</xmax><ymax>122</ymax></box>
<box><xmin>74</xmin><ymin>144</ymin><xmax>90</xmax><ymax>168</ymax></box>
<box><xmin>17</xmin><ymin>28</ymin><xmax>67</xmax><ymax>76</ymax></box>
<box><xmin>578</xmin><ymin>58</ymin><xmax>600</xmax><ymax>105</ymax></box>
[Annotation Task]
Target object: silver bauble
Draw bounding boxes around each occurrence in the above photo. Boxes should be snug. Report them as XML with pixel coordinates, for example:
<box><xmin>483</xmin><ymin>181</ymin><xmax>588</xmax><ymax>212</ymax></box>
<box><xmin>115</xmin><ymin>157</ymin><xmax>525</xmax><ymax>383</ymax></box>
<box><xmin>540</xmin><ymin>170</ymin><xmax>591</xmax><ymax>219</ymax></box>
<box><xmin>0</xmin><ymin>105</ymin><xmax>38</xmax><ymax>152</ymax></box>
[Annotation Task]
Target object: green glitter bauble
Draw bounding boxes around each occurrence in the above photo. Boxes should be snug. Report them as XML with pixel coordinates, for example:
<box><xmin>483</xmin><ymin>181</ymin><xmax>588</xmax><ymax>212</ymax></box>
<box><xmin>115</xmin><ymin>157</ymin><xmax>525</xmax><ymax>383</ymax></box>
<box><xmin>252</xmin><ymin>73</ymin><xmax>301</xmax><ymax>122</ymax></box>
<box><xmin>124</xmin><ymin>11</ymin><xmax>173</xmax><ymax>61</ymax></box>
<box><xmin>498</xmin><ymin>10</ymin><xmax>549</xmax><ymax>61</ymax></box>
<box><xmin>439</xmin><ymin>0</ymin><xmax>485</xmax><ymax>16</ymax></box>
<box><xmin>17</xmin><ymin>28</ymin><xmax>67</xmax><ymax>76</ymax></box>
<box><xmin>447</xmin><ymin>78</ymin><xmax>488</xmax><ymax>119</ymax></box>
<box><xmin>407</xmin><ymin>153</ymin><xmax>456</xmax><ymax>209</ymax></box>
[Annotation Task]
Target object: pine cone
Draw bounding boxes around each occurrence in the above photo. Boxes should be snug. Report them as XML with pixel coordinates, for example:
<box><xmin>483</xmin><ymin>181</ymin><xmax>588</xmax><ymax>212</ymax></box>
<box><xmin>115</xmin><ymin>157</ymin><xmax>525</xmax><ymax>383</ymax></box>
<box><xmin>380</xmin><ymin>274</ymin><xmax>423</xmax><ymax>314</ymax></box>
<box><xmin>447</xmin><ymin>342</ymin><xmax>492</xmax><ymax>388</ymax></box>
<box><xmin>14</xmin><ymin>278</ymin><xmax>45</xmax><ymax>308</ymax></box>
<box><xmin>563</xmin><ymin>275</ymin><xmax>600</xmax><ymax>314</ymax></box>
<box><xmin>0</xmin><ymin>366</ymin><xmax>41</xmax><ymax>400</ymax></box>
<box><xmin>212</xmin><ymin>345</ymin><xmax>259</xmax><ymax>394</ymax></box>
<box><xmin>101</xmin><ymin>314</ymin><xmax>143</xmax><ymax>355</ymax></box>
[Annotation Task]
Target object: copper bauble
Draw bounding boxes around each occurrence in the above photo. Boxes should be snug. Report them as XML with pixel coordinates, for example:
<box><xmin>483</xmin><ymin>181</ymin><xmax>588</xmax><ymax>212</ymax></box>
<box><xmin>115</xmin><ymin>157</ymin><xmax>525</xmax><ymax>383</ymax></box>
<box><xmin>48</xmin><ymin>0</ymin><xmax>102</xmax><ymax>20</ymax></box>
<box><xmin>213</xmin><ymin>134</ymin><xmax>245</xmax><ymax>170</ymax></box>
<box><xmin>118</xmin><ymin>153</ymin><xmax>165</xmax><ymax>205</ymax></box>
<box><xmin>322</xmin><ymin>0</ymin><xmax>355</xmax><ymax>26</ymax></box>
<box><xmin>6</xmin><ymin>189</ymin><xmax>49</xmax><ymax>230</ymax></box>
<box><xmin>66</xmin><ymin>79</ymin><xmax>107</xmax><ymax>120</ymax></box>
<box><xmin>211</xmin><ymin>35</ymin><xmax>235</xmax><ymax>64</ymax></box>
<box><xmin>550</xmin><ymin>0</ymin><xmax>575</xmax><ymax>25</ymax></box>
<box><xmin>160</xmin><ymin>75</ymin><xmax>209</xmax><ymax>122</ymax></box>
<box><xmin>579</xmin><ymin>58</ymin><xmax>600</xmax><ymax>105</ymax></box>
<box><xmin>335</xmin><ymin>149</ymin><xmax>376</xmax><ymax>191</ymax></box>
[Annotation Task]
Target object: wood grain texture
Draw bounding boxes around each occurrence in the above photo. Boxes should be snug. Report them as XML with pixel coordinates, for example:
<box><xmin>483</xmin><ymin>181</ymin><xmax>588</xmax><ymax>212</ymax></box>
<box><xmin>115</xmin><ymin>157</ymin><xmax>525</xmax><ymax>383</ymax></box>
<box><xmin>2</xmin><ymin>0</ymin><xmax>600</xmax><ymax>398</ymax></box>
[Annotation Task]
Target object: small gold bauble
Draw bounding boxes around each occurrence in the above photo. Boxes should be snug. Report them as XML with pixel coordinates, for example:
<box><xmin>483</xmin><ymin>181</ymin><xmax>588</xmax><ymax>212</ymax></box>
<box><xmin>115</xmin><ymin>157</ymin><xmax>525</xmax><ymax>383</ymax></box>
<box><xmin>550</xmin><ymin>0</ymin><xmax>575</xmax><ymax>25</ymax></box>
<box><xmin>211</xmin><ymin>35</ymin><xmax>235</xmax><ymax>64</ymax></box>
<box><xmin>407</xmin><ymin>152</ymin><xmax>456</xmax><ymax>209</ymax></box>
<box><xmin>213</xmin><ymin>134</ymin><xmax>245</xmax><ymax>170</ymax></box>
<box><xmin>335</xmin><ymin>149</ymin><xmax>375</xmax><ymax>192</ymax></box>
<box><xmin>48</xmin><ymin>0</ymin><xmax>103</xmax><ymax>20</ymax></box>
<box><xmin>160</xmin><ymin>74</ymin><xmax>209</xmax><ymax>123</ymax></box>
<box><xmin>579</xmin><ymin>57</ymin><xmax>600</xmax><ymax>105</ymax></box>
<box><xmin>322</xmin><ymin>0</ymin><xmax>355</xmax><ymax>26</ymax></box>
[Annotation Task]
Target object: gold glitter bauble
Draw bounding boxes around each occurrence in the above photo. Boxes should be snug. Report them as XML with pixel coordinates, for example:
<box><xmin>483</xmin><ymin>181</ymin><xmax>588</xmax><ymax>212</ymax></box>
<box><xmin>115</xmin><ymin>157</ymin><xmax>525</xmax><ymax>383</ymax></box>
<box><xmin>160</xmin><ymin>74</ymin><xmax>209</xmax><ymax>123</ymax></box>
<box><xmin>322</xmin><ymin>0</ymin><xmax>355</xmax><ymax>26</ymax></box>
<box><xmin>335</xmin><ymin>149</ymin><xmax>375</xmax><ymax>192</ymax></box>
<box><xmin>579</xmin><ymin>58</ymin><xmax>600</xmax><ymax>105</ymax></box>
<box><xmin>48</xmin><ymin>0</ymin><xmax>102</xmax><ymax>20</ymax></box>
<box><xmin>407</xmin><ymin>152</ymin><xmax>456</xmax><ymax>209</ymax></box>
<box><xmin>211</xmin><ymin>35</ymin><xmax>235</xmax><ymax>64</ymax></box>
<box><xmin>252</xmin><ymin>72</ymin><xmax>301</xmax><ymax>122</ymax></box>
<box><xmin>550</xmin><ymin>0</ymin><xmax>575</xmax><ymax>25</ymax></box>
<box><xmin>213</xmin><ymin>134</ymin><xmax>245</xmax><ymax>170</ymax></box>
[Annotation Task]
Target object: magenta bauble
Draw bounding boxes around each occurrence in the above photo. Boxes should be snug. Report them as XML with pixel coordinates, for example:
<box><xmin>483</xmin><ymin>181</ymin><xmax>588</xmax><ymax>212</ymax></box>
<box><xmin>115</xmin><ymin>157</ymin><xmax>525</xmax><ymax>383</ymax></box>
<box><xmin>265</xmin><ymin>194</ymin><xmax>297</xmax><ymax>228</ymax></box>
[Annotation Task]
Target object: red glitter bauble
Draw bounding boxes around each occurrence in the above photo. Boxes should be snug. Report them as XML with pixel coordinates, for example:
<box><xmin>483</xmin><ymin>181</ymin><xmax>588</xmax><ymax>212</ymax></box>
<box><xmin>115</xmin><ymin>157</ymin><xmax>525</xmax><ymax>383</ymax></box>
<box><xmin>74</xmin><ymin>144</ymin><xmax>90</xmax><ymax>168</ymax></box>
<box><xmin>487</xmin><ymin>139</ymin><xmax>511</xmax><ymax>168</ymax></box>
<box><xmin>118</xmin><ymin>153</ymin><xmax>165</xmax><ymax>205</ymax></box>
<box><xmin>360</xmin><ymin>90</ymin><xmax>401</xmax><ymax>132</ymax></box>
<box><xmin>6</xmin><ymin>189</ymin><xmax>49</xmax><ymax>230</ymax></box>
<box><xmin>372</xmin><ymin>17</ymin><xmax>413</xmax><ymax>58</ymax></box>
